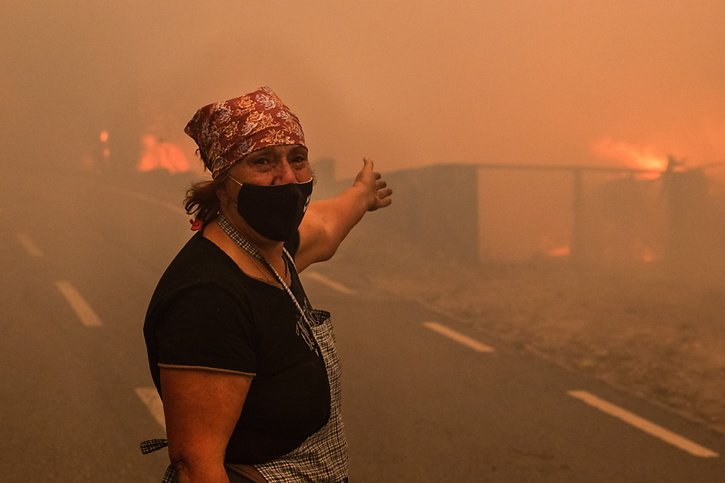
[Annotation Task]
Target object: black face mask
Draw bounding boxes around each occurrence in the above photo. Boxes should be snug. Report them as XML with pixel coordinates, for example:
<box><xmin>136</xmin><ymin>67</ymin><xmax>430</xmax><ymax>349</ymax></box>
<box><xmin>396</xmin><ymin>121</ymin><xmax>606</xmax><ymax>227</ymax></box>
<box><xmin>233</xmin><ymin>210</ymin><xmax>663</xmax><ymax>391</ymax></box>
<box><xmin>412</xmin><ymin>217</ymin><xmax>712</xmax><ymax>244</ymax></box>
<box><xmin>229</xmin><ymin>177</ymin><xmax>313</xmax><ymax>241</ymax></box>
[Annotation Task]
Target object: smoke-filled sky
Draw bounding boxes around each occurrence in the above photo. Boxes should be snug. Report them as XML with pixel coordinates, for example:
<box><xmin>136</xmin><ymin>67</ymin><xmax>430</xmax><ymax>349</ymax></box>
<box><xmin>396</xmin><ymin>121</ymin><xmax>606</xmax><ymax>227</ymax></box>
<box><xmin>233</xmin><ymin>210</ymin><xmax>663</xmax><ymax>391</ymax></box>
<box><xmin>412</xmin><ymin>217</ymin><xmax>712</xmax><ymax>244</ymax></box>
<box><xmin>3</xmin><ymin>0</ymin><xmax>725</xmax><ymax>178</ymax></box>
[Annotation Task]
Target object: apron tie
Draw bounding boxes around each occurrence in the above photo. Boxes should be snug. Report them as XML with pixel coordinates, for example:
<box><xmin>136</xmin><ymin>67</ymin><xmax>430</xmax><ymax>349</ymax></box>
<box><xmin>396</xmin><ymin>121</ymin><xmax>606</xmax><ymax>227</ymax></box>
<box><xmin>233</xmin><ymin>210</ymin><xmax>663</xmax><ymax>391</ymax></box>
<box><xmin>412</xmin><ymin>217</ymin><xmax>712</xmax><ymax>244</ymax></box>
<box><xmin>140</xmin><ymin>438</ymin><xmax>168</xmax><ymax>454</ymax></box>
<box><xmin>140</xmin><ymin>439</ymin><xmax>177</xmax><ymax>482</ymax></box>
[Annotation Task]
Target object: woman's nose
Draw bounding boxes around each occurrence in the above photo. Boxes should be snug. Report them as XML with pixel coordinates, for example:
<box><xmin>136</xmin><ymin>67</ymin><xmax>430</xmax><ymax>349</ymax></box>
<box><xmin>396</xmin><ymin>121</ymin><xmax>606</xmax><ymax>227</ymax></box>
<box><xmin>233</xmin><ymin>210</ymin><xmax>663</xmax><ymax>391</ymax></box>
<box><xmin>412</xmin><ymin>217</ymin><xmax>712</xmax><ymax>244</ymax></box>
<box><xmin>276</xmin><ymin>160</ymin><xmax>297</xmax><ymax>184</ymax></box>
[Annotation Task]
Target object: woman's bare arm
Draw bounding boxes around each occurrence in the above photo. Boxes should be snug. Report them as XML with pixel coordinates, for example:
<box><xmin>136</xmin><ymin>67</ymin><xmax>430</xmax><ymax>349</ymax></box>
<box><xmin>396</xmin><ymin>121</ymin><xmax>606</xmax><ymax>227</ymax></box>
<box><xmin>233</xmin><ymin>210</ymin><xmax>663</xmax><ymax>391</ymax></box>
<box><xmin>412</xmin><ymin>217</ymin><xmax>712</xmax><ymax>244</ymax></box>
<box><xmin>160</xmin><ymin>367</ymin><xmax>252</xmax><ymax>483</ymax></box>
<box><xmin>296</xmin><ymin>158</ymin><xmax>392</xmax><ymax>271</ymax></box>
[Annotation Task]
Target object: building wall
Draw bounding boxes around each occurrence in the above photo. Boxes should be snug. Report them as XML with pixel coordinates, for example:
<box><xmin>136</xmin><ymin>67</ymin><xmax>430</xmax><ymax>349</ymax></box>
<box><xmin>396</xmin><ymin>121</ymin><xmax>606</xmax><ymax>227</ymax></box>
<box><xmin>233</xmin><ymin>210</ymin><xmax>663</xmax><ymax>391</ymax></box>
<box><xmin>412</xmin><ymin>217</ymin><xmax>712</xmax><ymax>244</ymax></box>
<box><xmin>314</xmin><ymin>159</ymin><xmax>725</xmax><ymax>269</ymax></box>
<box><xmin>316</xmin><ymin>163</ymin><xmax>480</xmax><ymax>264</ymax></box>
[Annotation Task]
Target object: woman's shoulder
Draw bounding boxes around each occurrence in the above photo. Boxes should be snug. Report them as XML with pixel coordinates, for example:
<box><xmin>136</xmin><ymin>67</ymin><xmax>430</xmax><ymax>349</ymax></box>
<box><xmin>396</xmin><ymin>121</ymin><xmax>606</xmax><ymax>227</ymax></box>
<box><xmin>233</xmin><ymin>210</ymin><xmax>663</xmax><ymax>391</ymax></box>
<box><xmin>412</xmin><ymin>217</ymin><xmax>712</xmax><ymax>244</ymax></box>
<box><xmin>149</xmin><ymin>233</ymin><xmax>243</xmax><ymax>303</ymax></box>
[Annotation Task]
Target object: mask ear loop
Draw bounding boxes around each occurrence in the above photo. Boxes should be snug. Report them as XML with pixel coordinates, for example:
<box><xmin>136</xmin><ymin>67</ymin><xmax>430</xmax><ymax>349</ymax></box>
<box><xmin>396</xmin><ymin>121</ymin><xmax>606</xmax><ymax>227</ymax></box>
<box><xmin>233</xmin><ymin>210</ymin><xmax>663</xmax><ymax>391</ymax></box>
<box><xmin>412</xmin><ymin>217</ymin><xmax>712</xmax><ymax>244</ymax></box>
<box><xmin>227</xmin><ymin>175</ymin><xmax>244</xmax><ymax>187</ymax></box>
<box><xmin>226</xmin><ymin>176</ymin><xmax>243</xmax><ymax>209</ymax></box>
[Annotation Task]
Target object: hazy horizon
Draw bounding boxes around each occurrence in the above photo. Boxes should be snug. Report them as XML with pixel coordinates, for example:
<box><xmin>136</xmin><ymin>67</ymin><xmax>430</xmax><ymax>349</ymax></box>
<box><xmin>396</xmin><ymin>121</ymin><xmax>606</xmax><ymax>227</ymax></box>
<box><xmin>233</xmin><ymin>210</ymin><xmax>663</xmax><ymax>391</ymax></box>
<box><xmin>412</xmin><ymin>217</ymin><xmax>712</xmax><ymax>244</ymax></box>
<box><xmin>3</xmin><ymin>1</ymin><xmax>725</xmax><ymax>180</ymax></box>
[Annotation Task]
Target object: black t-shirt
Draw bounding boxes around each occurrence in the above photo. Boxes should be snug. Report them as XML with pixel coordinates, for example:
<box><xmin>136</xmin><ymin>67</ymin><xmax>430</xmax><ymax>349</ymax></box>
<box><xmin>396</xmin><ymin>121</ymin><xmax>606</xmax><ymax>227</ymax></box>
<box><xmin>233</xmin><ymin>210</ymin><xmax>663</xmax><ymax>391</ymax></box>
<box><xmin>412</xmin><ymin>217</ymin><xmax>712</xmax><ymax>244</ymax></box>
<box><xmin>143</xmin><ymin>231</ymin><xmax>331</xmax><ymax>464</ymax></box>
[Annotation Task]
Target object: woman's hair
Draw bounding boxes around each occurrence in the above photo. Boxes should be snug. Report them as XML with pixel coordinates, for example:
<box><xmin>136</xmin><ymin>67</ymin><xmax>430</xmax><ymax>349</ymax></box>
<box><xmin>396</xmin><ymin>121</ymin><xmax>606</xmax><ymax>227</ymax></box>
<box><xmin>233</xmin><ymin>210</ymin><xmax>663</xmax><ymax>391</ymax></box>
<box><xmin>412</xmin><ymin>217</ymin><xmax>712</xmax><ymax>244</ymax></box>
<box><xmin>184</xmin><ymin>177</ymin><xmax>226</xmax><ymax>223</ymax></box>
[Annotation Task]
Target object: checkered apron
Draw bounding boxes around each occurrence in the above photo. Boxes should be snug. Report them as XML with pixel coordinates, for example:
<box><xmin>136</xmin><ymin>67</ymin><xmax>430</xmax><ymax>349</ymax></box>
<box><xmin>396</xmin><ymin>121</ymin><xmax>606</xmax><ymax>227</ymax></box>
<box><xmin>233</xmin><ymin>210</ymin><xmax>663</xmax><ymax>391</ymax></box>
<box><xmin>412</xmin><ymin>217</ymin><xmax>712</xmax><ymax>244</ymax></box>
<box><xmin>245</xmin><ymin>308</ymin><xmax>348</xmax><ymax>482</ymax></box>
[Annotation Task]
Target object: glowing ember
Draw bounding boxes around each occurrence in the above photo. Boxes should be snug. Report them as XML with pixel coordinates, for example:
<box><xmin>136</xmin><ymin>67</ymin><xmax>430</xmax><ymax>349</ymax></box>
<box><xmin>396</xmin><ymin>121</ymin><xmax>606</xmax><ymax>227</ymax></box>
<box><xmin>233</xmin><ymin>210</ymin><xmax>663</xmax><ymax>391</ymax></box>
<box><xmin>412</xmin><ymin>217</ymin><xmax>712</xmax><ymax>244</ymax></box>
<box><xmin>99</xmin><ymin>130</ymin><xmax>109</xmax><ymax>143</ymax></box>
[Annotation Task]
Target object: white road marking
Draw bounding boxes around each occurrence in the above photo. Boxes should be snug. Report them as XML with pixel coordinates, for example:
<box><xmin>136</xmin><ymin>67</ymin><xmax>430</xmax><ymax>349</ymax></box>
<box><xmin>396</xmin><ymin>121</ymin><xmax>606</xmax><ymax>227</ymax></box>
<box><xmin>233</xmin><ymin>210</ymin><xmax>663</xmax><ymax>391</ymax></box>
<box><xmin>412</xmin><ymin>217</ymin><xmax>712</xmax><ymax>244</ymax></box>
<box><xmin>303</xmin><ymin>271</ymin><xmax>356</xmax><ymax>295</ymax></box>
<box><xmin>16</xmin><ymin>232</ymin><xmax>44</xmax><ymax>257</ymax></box>
<box><xmin>423</xmin><ymin>321</ymin><xmax>495</xmax><ymax>353</ymax></box>
<box><xmin>135</xmin><ymin>387</ymin><xmax>166</xmax><ymax>430</ymax></box>
<box><xmin>55</xmin><ymin>280</ymin><xmax>103</xmax><ymax>327</ymax></box>
<box><xmin>568</xmin><ymin>390</ymin><xmax>719</xmax><ymax>458</ymax></box>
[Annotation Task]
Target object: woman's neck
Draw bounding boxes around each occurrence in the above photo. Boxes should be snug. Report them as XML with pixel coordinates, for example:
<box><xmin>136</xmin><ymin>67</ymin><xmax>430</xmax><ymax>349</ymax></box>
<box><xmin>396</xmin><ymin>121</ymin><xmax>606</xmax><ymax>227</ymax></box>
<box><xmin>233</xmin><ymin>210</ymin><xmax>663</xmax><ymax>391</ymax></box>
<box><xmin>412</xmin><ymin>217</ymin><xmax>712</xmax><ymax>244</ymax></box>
<box><xmin>205</xmin><ymin>215</ymin><xmax>291</xmax><ymax>287</ymax></box>
<box><xmin>218</xmin><ymin>208</ymin><xmax>285</xmax><ymax>260</ymax></box>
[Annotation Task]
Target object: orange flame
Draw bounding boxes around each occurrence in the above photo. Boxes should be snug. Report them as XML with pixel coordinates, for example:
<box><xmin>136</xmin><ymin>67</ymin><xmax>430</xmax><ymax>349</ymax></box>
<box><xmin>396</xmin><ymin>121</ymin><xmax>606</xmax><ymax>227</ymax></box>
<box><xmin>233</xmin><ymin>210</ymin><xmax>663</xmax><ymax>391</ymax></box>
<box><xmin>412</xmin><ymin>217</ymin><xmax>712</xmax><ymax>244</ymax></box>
<box><xmin>137</xmin><ymin>135</ymin><xmax>192</xmax><ymax>173</ymax></box>
<box><xmin>592</xmin><ymin>138</ymin><xmax>667</xmax><ymax>178</ymax></box>
<box><xmin>548</xmin><ymin>245</ymin><xmax>570</xmax><ymax>257</ymax></box>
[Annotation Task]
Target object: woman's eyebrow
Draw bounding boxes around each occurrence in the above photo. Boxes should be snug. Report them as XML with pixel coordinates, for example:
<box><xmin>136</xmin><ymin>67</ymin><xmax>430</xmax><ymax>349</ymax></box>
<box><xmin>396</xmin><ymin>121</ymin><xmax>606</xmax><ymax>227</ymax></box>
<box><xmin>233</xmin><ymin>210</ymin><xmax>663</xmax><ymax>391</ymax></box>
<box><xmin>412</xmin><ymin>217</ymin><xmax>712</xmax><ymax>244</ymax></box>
<box><xmin>249</xmin><ymin>147</ymin><xmax>276</xmax><ymax>157</ymax></box>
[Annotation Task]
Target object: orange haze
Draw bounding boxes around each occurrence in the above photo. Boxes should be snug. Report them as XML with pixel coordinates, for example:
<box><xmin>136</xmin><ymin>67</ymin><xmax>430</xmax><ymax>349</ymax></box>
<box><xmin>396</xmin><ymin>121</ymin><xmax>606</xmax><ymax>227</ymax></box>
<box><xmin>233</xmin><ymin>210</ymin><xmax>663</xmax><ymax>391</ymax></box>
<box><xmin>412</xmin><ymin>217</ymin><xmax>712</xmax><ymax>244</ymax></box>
<box><xmin>2</xmin><ymin>1</ymin><xmax>725</xmax><ymax>179</ymax></box>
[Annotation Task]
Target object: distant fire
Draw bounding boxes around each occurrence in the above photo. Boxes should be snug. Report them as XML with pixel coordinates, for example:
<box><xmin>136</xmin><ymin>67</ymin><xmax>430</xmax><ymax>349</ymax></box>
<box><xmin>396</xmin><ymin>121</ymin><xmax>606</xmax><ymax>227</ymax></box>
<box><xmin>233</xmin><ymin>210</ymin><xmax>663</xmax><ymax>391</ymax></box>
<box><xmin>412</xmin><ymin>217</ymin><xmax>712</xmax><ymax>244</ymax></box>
<box><xmin>548</xmin><ymin>245</ymin><xmax>570</xmax><ymax>257</ymax></box>
<box><xmin>547</xmin><ymin>244</ymin><xmax>657</xmax><ymax>263</ymax></box>
<box><xmin>137</xmin><ymin>135</ymin><xmax>192</xmax><ymax>173</ymax></box>
<box><xmin>592</xmin><ymin>138</ymin><xmax>667</xmax><ymax>179</ymax></box>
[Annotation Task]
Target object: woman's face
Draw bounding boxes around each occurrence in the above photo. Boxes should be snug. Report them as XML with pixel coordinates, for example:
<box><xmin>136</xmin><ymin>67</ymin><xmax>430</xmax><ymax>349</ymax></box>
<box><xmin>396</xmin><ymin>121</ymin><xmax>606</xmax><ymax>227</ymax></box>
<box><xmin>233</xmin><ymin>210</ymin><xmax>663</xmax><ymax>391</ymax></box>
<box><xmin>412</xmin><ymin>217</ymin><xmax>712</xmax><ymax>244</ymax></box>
<box><xmin>227</xmin><ymin>144</ymin><xmax>312</xmax><ymax>186</ymax></box>
<box><xmin>216</xmin><ymin>144</ymin><xmax>313</xmax><ymax>209</ymax></box>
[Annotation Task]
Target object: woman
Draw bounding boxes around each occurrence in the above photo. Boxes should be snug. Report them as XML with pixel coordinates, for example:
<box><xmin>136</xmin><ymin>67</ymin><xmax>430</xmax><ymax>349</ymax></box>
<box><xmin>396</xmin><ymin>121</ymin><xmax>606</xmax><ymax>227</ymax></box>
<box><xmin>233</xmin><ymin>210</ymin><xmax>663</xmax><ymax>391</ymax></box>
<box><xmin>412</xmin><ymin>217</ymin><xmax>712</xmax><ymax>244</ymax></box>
<box><xmin>142</xmin><ymin>86</ymin><xmax>392</xmax><ymax>482</ymax></box>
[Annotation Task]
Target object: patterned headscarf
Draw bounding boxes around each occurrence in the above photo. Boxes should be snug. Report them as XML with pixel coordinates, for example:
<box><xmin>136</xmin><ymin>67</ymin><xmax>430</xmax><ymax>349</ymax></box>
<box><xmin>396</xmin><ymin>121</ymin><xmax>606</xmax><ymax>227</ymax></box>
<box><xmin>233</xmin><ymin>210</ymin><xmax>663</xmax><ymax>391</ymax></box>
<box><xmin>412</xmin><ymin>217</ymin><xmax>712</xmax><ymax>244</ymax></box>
<box><xmin>184</xmin><ymin>86</ymin><xmax>306</xmax><ymax>179</ymax></box>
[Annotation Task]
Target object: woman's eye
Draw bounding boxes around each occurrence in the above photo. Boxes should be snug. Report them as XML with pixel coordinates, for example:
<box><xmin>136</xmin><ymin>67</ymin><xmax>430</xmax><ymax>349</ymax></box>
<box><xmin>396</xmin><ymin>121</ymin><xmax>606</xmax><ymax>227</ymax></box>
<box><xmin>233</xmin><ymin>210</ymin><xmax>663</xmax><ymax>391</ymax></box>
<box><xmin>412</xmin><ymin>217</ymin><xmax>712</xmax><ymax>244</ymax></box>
<box><xmin>253</xmin><ymin>158</ymin><xmax>269</xmax><ymax>165</ymax></box>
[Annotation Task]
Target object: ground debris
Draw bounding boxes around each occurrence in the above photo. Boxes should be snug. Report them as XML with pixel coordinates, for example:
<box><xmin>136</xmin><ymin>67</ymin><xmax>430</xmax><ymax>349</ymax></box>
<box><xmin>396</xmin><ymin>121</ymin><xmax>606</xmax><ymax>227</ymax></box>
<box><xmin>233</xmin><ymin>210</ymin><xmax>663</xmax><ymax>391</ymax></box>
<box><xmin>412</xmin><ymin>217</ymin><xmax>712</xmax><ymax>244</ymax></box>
<box><xmin>344</xmin><ymin>242</ymin><xmax>725</xmax><ymax>435</ymax></box>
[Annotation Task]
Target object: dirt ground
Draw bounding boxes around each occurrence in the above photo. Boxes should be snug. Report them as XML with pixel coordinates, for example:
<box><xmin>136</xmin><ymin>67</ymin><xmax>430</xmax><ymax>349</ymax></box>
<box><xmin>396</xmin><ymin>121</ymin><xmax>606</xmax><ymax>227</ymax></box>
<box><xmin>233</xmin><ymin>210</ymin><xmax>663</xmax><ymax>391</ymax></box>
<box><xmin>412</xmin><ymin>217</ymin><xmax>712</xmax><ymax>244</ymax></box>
<box><xmin>339</xmin><ymin>242</ymin><xmax>725</xmax><ymax>436</ymax></box>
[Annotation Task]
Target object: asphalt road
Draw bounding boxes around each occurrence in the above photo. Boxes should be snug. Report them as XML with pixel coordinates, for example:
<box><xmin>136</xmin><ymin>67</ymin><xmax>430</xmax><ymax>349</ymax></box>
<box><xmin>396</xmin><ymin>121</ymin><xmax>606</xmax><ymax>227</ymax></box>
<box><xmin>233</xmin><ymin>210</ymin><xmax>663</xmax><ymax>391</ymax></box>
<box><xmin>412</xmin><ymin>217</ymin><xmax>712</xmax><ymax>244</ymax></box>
<box><xmin>1</xmin><ymin>167</ymin><xmax>723</xmax><ymax>482</ymax></box>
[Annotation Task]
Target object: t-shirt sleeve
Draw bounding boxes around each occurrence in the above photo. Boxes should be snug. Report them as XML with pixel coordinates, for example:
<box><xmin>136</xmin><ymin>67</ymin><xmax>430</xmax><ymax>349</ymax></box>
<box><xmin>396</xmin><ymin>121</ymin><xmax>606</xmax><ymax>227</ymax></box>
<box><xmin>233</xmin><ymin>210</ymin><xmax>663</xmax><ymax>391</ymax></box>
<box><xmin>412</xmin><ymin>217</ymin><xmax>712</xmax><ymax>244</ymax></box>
<box><xmin>154</xmin><ymin>284</ymin><xmax>256</xmax><ymax>375</ymax></box>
